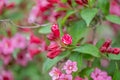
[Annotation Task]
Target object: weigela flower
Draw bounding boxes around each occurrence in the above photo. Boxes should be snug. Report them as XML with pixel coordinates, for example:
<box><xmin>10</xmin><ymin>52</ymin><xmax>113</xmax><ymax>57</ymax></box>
<box><xmin>61</xmin><ymin>34</ymin><xmax>72</xmax><ymax>45</ymax></box>
<box><xmin>0</xmin><ymin>70</ymin><xmax>14</xmax><ymax>80</ymax></box>
<box><xmin>49</xmin><ymin>67</ymin><xmax>62</xmax><ymax>80</ymax></box>
<box><xmin>75</xmin><ymin>76</ymin><xmax>83</xmax><ymax>80</ymax></box>
<box><xmin>112</xmin><ymin>48</ymin><xmax>120</xmax><ymax>55</ymax></box>
<box><xmin>91</xmin><ymin>68</ymin><xmax>112</xmax><ymax>80</ymax></box>
<box><xmin>12</xmin><ymin>33</ymin><xmax>27</xmax><ymax>49</ymax></box>
<box><xmin>62</xmin><ymin>60</ymin><xmax>78</xmax><ymax>74</ymax></box>
<box><xmin>1</xmin><ymin>38</ymin><xmax>15</xmax><ymax>55</ymax></box>
<box><xmin>59</xmin><ymin>74</ymin><xmax>72</xmax><ymax>80</ymax></box>
<box><xmin>51</xmin><ymin>24</ymin><xmax>60</xmax><ymax>38</ymax></box>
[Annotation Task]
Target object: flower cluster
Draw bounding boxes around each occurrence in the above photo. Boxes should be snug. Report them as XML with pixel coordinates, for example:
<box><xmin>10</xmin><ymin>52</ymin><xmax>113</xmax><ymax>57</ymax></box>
<box><xmin>49</xmin><ymin>60</ymin><xmax>78</xmax><ymax>80</ymax></box>
<box><xmin>0</xmin><ymin>33</ymin><xmax>45</xmax><ymax>66</ymax></box>
<box><xmin>100</xmin><ymin>39</ymin><xmax>120</xmax><ymax>55</ymax></box>
<box><xmin>75</xmin><ymin>0</ymin><xmax>88</xmax><ymax>6</ymax></box>
<box><xmin>91</xmin><ymin>68</ymin><xmax>112</xmax><ymax>80</ymax></box>
<box><xmin>47</xmin><ymin>24</ymin><xmax>72</xmax><ymax>59</ymax></box>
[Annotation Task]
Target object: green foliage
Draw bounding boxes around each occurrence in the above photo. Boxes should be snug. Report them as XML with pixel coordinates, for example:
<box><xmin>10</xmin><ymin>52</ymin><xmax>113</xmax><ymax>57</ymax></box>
<box><xmin>108</xmin><ymin>54</ymin><xmax>120</xmax><ymax>60</ymax></box>
<box><xmin>97</xmin><ymin>0</ymin><xmax>110</xmax><ymax>15</ymax></box>
<box><xmin>81</xmin><ymin>8</ymin><xmax>98</xmax><ymax>26</ymax></box>
<box><xmin>68</xmin><ymin>20</ymin><xmax>88</xmax><ymax>45</ymax></box>
<box><xmin>73</xmin><ymin>44</ymin><xmax>100</xmax><ymax>57</ymax></box>
<box><xmin>106</xmin><ymin>15</ymin><xmax>120</xmax><ymax>25</ymax></box>
<box><xmin>38</xmin><ymin>24</ymin><xmax>51</xmax><ymax>34</ymax></box>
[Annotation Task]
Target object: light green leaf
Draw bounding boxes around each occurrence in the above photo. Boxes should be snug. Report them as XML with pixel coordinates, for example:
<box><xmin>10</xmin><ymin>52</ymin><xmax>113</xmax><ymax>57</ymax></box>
<box><xmin>38</xmin><ymin>25</ymin><xmax>51</xmax><ymax>34</ymax></box>
<box><xmin>108</xmin><ymin>54</ymin><xmax>120</xmax><ymax>60</ymax></box>
<box><xmin>106</xmin><ymin>15</ymin><xmax>120</xmax><ymax>25</ymax></box>
<box><xmin>68</xmin><ymin>20</ymin><xmax>87</xmax><ymax>45</ymax></box>
<box><xmin>42</xmin><ymin>51</ymin><xmax>70</xmax><ymax>73</ymax></box>
<box><xmin>73</xmin><ymin>44</ymin><xmax>100</xmax><ymax>57</ymax></box>
<box><xmin>81</xmin><ymin>8</ymin><xmax>98</xmax><ymax>26</ymax></box>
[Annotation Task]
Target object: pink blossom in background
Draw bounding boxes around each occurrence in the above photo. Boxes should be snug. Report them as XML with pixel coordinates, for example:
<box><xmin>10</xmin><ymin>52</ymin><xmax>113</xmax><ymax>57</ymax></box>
<box><xmin>110</xmin><ymin>0</ymin><xmax>120</xmax><ymax>16</ymax></box>
<box><xmin>62</xmin><ymin>60</ymin><xmax>78</xmax><ymax>74</ymax></box>
<box><xmin>49</xmin><ymin>67</ymin><xmax>62</xmax><ymax>80</ymax></box>
<box><xmin>75</xmin><ymin>76</ymin><xmax>83</xmax><ymax>80</ymax></box>
<box><xmin>0</xmin><ymin>70</ymin><xmax>14</xmax><ymax>80</ymax></box>
<box><xmin>91</xmin><ymin>68</ymin><xmax>112</xmax><ymax>80</ymax></box>
<box><xmin>12</xmin><ymin>33</ymin><xmax>27</xmax><ymax>49</ymax></box>
<box><xmin>16</xmin><ymin>51</ymin><xmax>31</xmax><ymax>66</ymax></box>
<box><xmin>0</xmin><ymin>54</ymin><xmax>12</xmax><ymax>65</ymax></box>
<box><xmin>59</xmin><ymin>74</ymin><xmax>72</xmax><ymax>80</ymax></box>
<box><xmin>1</xmin><ymin>38</ymin><xmax>15</xmax><ymax>55</ymax></box>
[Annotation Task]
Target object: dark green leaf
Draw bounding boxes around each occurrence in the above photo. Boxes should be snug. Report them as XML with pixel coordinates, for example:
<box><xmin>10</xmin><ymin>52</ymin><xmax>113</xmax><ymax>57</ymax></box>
<box><xmin>68</xmin><ymin>20</ymin><xmax>87</xmax><ymax>45</ymax></box>
<box><xmin>73</xmin><ymin>44</ymin><xmax>100</xmax><ymax>57</ymax></box>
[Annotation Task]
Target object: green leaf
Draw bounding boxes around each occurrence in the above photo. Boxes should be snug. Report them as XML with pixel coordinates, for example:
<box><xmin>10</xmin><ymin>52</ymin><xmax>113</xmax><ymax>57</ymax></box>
<box><xmin>61</xmin><ymin>10</ymin><xmax>76</xmax><ymax>26</ymax></box>
<box><xmin>73</xmin><ymin>44</ymin><xmax>100</xmax><ymax>57</ymax></box>
<box><xmin>69</xmin><ymin>52</ymin><xmax>82</xmax><ymax>70</ymax></box>
<box><xmin>42</xmin><ymin>51</ymin><xmax>70</xmax><ymax>73</ymax></box>
<box><xmin>38</xmin><ymin>25</ymin><xmax>51</xmax><ymax>34</ymax></box>
<box><xmin>113</xmin><ymin>69</ymin><xmax>120</xmax><ymax>80</ymax></box>
<box><xmin>108</xmin><ymin>54</ymin><xmax>120</xmax><ymax>60</ymax></box>
<box><xmin>79</xmin><ymin>67</ymin><xmax>94</xmax><ymax>77</ymax></box>
<box><xmin>81</xmin><ymin>8</ymin><xmax>98</xmax><ymax>26</ymax></box>
<box><xmin>68</xmin><ymin>20</ymin><xmax>87</xmax><ymax>45</ymax></box>
<box><xmin>106</xmin><ymin>15</ymin><xmax>120</xmax><ymax>25</ymax></box>
<box><xmin>97</xmin><ymin>0</ymin><xmax>109</xmax><ymax>15</ymax></box>
<box><xmin>96</xmin><ymin>39</ymin><xmax>105</xmax><ymax>48</ymax></box>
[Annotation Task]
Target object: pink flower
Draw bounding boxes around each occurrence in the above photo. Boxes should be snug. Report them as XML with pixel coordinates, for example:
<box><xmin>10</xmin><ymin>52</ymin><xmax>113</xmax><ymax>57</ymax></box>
<box><xmin>91</xmin><ymin>68</ymin><xmax>112</xmax><ymax>80</ymax></box>
<box><xmin>49</xmin><ymin>67</ymin><xmax>62</xmax><ymax>80</ymax></box>
<box><xmin>0</xmin><ymin>70</ymin><xmax>14</xmax><ymax>80</ymax></box>
<box><xmin>62</xmin><ymin>60</ymin><xmax>78</xmax><ymax>74</ymax></box>
<box><xmin>16</xmin><ymin>51</ymin><xmax>31</xmax><ymax>66</ymax></box>
<box><xmin>51</xmin><ymin>24</ymin><xmax>60</xmax><ymax>38</ymax></box>
<box><xmin>75</xmin><ymin>76</ymin><xmax>83</xmax><ymax>80</ymax></box>
<box><xmin>0</xmin><ymin>54</ymin><xmax>12</xmax><ymax>65</ymax></box>
<box><xmin>1</xmin><ymin>38</ymin><xmax>15</xmax><ymax>55</ymax></box>
<box><xmin>59</xmin><ymin>74</ymin><xmax>72</xmax><ymax>80</ymax></box>
<box><xmin>62</xmin><ymin>34</ymin><xmax>72</xmax><ymax>45</ymax></box>
<box><xmin>12</xmin><ymin>33</ymin><xmax>27</xmax><ymax>49</ymax></box>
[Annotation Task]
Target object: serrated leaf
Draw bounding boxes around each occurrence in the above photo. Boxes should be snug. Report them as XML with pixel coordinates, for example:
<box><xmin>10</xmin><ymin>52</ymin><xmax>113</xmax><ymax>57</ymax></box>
<box><xmin>106</xmin><ymin>15</ymin><xmax>120</xmax><ymax>25</ymax></box>
<box><xmin>42</xmin><ymin>51</ymin><xmax>70</xmax><ymax>73</ymax></box>
<box><xmin>108</xmin><ymin>54</ymin><xmax>120</xmax><ymax>60</ymax></box>
<box><xmin>73</xmin><ymin>44</ymin><xmax>100</xmax><ymax>57</ymax></box>
<box><xmin>81</xmin><ymin>8</ymin><xmax>98</xmax><ymax>26</ymax></box>
<box><xmin>68</xmin><ymin>20</ymin><xmax>87</xmax><ymax>45</ymax></box>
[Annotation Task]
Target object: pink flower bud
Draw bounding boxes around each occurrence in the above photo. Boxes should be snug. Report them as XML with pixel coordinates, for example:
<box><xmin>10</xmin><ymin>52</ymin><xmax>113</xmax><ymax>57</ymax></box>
<box><xmin>62</xmin><ymin>34</ymin><xmax>72</xmax><ymax>45</ymax></box>
<box><xmin>30</xmin><ymin>34</ymin><xmax>41</xmax><ymax>44</ymax></box>
<box><xmin>51</xmin><ymin>24</ymin><xmax>60</xmax><ymax>38</ymax></box>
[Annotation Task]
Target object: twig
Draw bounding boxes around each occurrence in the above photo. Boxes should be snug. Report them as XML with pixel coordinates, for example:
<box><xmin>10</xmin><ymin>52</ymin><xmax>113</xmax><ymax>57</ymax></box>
<box><xmin>0</xmin><ymin>19</ymin><xmax>51</xmax><ymax>28</ymax></box>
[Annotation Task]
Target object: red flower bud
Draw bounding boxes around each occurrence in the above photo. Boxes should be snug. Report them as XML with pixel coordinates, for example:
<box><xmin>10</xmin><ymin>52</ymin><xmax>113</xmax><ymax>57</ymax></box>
<box><xmin>47</xmin><ymin>42</ymin><xmax>59</xmax><ymax>51</ymax></box>
<box><xmin>100</xmin><ymin>46</ymin><xmax>107</xmax><ymax>53</ymax></box>
<box><xmin>51</xmin><ymin>24</ymin><xmax>60</xmax><ymax>38</ymax></box>
<box><xmin>30</xmin><ymin>34</ymin><xmax>41</xmax><ymax>44</ymax></box>
<box><xmin>102</xmin><ymin>39</ymin><xmax>112</xmax><ymax>48</ymax></box>
<box><xmin>47</xmin><ymin>0</ymin><xmax>59</xmax><ymax>3</ymax></box>
<box><xmin>75</xmin><ymin>0</ymin><xmax>88</xmax><ymax>5</ymax></box>
<box><xmin>6</xmin><ymin>2</ymin><xmax>15</xmax><ymax>9</ymax></box>
<box><xmin>112</xmin><ymin>48</ymin><xmax>120</xmax><ymax>55</ymax></box>
<box><xmin>106</xmin><ymin>47</ymin><xmax>114</xmax><ymax>53</ymax></box>
<box><xmin>47</xmin><ymin>48</ymin><xmax>61</xmax><ymax>59</ymax></box>
<box><xmin>62</xmin><ymin>34</ymin><xmax>72</xmax><ymax>45</ymax></box>
<box><xmin>47</xmin><ymin>33</ymin><xmax>56</xmax><ymax>41</ymax></box>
